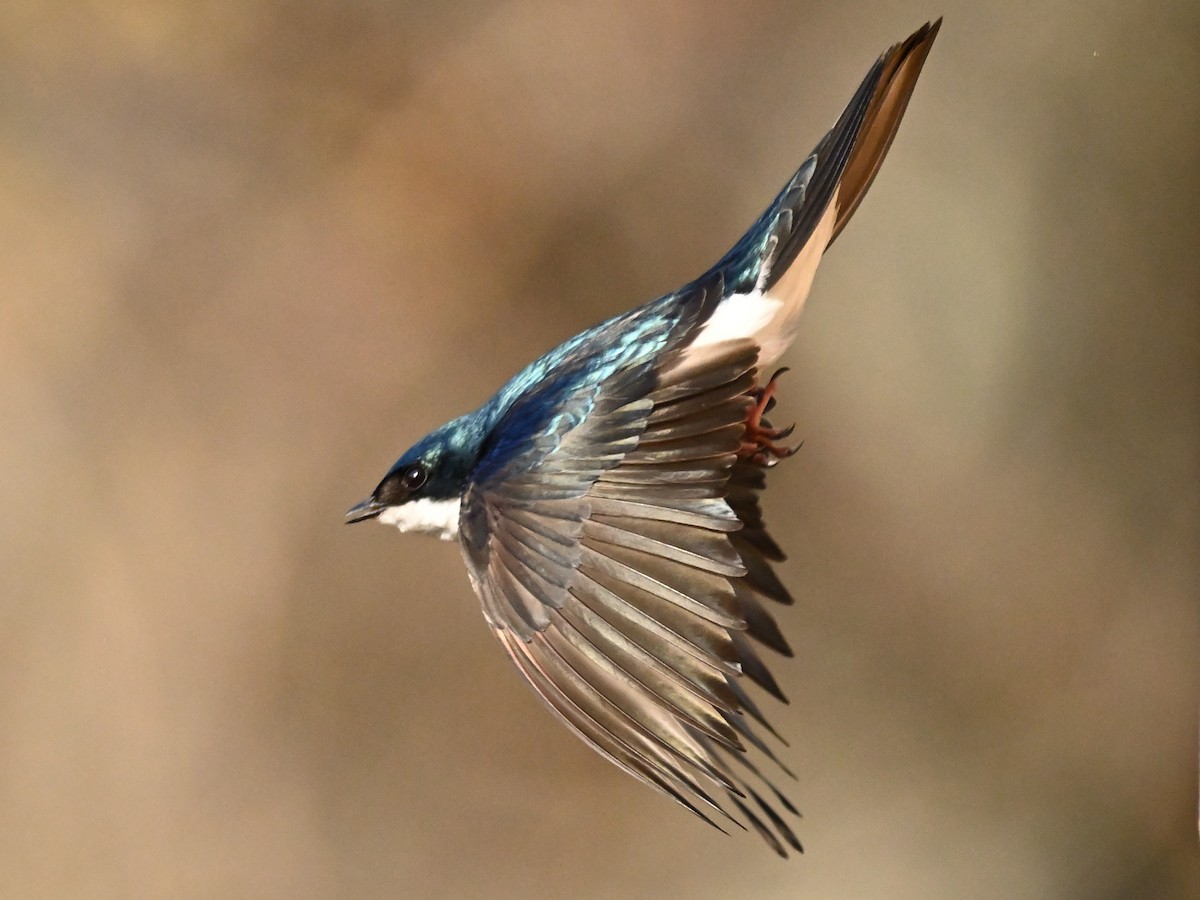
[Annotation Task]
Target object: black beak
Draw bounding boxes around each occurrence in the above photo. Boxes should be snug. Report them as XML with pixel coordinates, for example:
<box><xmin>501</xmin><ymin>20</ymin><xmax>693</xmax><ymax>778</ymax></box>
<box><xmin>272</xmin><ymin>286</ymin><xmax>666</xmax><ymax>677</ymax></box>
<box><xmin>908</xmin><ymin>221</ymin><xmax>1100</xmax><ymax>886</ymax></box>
<box><xmin>345</xmin><ymin>496</ymin><xmax>385</xmax><ymax>524</ymax></box>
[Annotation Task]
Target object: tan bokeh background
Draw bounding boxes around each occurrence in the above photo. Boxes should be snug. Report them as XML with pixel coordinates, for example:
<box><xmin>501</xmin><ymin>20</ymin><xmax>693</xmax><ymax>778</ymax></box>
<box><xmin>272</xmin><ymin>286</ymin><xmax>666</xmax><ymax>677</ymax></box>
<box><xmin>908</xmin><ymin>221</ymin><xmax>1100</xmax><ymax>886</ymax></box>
<box><xmin>2</xmin><ymin>2</ymin><xmax>1197</xmax><ymax>897</ymax></box>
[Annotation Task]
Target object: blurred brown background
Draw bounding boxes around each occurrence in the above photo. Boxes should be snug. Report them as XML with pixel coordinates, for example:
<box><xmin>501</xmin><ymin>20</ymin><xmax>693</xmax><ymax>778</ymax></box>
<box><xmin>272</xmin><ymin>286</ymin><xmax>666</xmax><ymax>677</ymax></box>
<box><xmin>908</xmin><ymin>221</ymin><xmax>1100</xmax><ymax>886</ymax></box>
<box><xmin>1</xmin><ymin>1</ymin><xmax>1197</xmax><ymax>897</ymax></box>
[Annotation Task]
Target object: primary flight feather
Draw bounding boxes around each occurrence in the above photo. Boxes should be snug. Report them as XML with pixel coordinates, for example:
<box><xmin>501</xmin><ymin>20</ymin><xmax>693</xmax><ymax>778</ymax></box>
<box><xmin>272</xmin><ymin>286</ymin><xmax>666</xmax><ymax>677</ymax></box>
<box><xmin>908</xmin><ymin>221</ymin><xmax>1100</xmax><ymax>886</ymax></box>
<box><xmin>347</xmin><ymin>20</ymin><xmax>941</xmax><ymax>856</ymax></box>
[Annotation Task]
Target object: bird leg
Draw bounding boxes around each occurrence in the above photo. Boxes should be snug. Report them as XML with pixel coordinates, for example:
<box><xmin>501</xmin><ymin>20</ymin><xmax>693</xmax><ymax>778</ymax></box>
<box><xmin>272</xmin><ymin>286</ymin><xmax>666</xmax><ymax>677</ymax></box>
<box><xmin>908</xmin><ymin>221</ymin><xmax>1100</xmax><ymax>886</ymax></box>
<box><xmin>740</xmin><ymin>368</ymin><xmax>800</xmax><ymax>466</ymax></box>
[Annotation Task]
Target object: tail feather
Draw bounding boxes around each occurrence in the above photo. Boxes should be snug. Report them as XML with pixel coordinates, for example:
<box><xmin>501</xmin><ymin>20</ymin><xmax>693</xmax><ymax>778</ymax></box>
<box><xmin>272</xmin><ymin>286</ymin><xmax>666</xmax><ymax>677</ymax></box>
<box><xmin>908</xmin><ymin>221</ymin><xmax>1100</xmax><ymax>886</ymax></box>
<box><xmin>764</xmin><ymin>18</ymin><xmax>941</xmax><ymax>287</ymax></box>
<box><xmin>829</xmin><ymin>19</ymin><xmax>942</xmax><ymax>245</ymax></box>
<box><xmin>687</xmin><ymin>20</ymin><xmax>940</xmax><ymax>368</ymax></box>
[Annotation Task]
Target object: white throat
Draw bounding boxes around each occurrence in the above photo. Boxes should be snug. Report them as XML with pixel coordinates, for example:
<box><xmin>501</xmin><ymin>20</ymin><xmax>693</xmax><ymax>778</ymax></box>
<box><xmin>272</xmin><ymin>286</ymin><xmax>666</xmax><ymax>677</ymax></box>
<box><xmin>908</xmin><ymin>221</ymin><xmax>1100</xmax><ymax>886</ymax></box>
<box><xmin>378</xmin><ymin>497</ymin><xmax>461</xmax><ymax>541</ymax></box>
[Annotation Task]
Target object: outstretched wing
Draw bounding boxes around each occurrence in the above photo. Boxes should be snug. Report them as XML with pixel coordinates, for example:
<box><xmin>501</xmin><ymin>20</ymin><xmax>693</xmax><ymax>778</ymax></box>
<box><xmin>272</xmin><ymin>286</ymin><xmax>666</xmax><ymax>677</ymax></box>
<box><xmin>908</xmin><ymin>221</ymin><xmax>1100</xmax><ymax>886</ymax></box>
<box><xmin>460</xmin><ymin>310</ymin><xmax>804</xmax><ymax>854</ymax></box>
<box><xmin>456</xmin><ymin>20</ymin><xmax>940</xmax><ymax>856</ymax></box>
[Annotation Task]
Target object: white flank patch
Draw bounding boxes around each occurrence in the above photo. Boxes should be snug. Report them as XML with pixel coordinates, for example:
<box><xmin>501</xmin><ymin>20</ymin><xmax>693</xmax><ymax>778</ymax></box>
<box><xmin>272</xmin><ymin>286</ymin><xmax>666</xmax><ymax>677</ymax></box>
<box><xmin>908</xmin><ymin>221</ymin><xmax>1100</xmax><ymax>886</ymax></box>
<box><xmin>378</xmin><ymin>497</ymin><xmax>461</xmax><ymax>541</ymax></box>
<box><xmin>690</xmin><ymin>289</ymin><xmax>781</xmax><ymax>350</ymax></box>
<box><xmin>690</xmin><ymin>186</ymin><xmax>840</xmax><ymax>370</ymax></box>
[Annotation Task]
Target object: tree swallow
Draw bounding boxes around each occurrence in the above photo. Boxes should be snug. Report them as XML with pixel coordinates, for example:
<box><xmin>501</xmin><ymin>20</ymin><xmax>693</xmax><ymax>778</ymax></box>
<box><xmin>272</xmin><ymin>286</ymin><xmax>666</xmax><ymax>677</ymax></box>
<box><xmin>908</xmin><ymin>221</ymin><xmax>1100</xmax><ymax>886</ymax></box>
<box><xmin>347</xmin><ymin>20</ymin><xmax>940</xmax><ymax>857</ymax></box>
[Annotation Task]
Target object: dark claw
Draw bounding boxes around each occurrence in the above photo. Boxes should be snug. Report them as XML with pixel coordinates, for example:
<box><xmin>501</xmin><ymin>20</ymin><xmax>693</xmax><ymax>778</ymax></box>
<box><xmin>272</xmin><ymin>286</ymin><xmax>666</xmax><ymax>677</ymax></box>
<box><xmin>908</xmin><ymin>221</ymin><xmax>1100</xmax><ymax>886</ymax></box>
<box><xmin>757</xmin><ymin>420</ymin><xmax>795</xmax><ymax>441</ymax></box>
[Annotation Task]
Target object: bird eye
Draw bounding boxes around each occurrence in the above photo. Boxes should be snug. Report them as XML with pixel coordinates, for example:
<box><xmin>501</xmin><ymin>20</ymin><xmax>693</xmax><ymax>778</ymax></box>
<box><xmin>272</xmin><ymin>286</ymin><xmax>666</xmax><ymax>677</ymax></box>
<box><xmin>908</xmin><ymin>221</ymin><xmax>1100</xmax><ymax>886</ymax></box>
<box><xmin>401</xmin><ymin>463</ymin><xmax>428</xmax><ymax>492</ymax></box>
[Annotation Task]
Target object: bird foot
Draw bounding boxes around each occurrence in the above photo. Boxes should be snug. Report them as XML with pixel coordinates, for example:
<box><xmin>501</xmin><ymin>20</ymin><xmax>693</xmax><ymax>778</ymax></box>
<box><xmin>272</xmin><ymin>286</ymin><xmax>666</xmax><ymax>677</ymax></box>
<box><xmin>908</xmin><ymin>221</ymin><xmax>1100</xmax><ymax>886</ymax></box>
<box><xmin>740</xmin><ymin>368</ymin><xmax>801</xmax><ymax>467</ymax></box>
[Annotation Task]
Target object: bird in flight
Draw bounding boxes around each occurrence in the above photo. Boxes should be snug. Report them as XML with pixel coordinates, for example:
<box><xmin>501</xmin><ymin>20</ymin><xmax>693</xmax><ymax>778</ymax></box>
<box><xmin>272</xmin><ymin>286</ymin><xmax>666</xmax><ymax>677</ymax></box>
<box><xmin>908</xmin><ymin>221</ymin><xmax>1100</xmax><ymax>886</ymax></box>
<box><xmin>347</xmin><ymin>20</ymin><xmax>940</xmax><ymax>856</ymax></box>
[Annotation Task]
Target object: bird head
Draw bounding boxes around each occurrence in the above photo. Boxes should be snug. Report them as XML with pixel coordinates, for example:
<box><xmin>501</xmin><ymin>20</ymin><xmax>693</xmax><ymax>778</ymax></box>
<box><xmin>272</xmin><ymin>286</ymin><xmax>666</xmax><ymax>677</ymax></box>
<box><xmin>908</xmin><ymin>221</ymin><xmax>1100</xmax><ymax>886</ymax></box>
<box><xmin>345</xmin><ymin>415</ymin><xmax>483</xmax><ymax>539</ymax></box>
